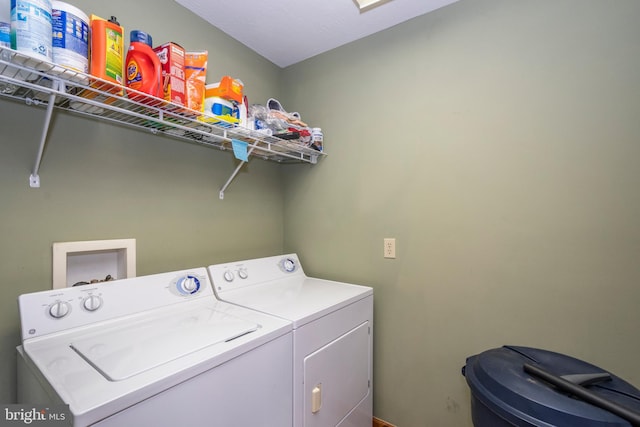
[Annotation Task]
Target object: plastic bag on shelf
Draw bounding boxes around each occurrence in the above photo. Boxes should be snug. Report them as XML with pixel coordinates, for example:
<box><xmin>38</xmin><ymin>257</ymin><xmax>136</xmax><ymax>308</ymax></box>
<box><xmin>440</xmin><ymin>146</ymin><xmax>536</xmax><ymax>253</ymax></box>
<box><xmin>249</xmin><ymin>100</ymin><xmax>315</xmax><ymax>145</ymax></box>
<box><xmin>267</xmin><ymin>98</ymin><xmax>307</xmax><ymax>127</ymax></box>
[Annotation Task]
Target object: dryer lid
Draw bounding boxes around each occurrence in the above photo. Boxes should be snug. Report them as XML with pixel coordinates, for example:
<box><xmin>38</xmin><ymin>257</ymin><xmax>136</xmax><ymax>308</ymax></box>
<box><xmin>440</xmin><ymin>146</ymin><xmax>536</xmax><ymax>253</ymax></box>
<box><xmin>219</xmin><ymin>276</ymin><xmax>372</xmax><ymax>327</ymax></box>
<box><xmin>70</xmin><ymin>305</ymin><xmax>258</xmax><ymax>381</ymax></box>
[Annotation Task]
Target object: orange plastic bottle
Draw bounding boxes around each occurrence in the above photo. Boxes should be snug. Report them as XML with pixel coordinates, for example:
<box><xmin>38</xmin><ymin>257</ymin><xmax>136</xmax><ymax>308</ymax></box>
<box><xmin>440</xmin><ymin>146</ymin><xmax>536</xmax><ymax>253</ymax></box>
<box><xmin>89</xmin><ymin>15</ymin><xmax>124</xmax><ymax>87</ymax></box>
<box><xmin>71</xmin><ymin>14</ymin><xmax>123</xmax><ymax>112</ymax></box>
<box><xmin>125</xmin><ymin>30</ymin><xmax>162</xmax><ymax>101</ymax></box>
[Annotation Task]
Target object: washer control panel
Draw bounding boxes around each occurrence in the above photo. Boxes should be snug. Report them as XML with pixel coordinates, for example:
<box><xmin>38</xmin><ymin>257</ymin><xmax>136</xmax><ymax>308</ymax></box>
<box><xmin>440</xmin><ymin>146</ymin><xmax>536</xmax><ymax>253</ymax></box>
<box><xmin>18</xmin><ymin>268</ymin><xmax>212</xmax><ymax>341</ymax></box>
<box><xmin>208</xmin><ymin>253</ymin><xmax>304</xmax><ymax>294</ymax></box>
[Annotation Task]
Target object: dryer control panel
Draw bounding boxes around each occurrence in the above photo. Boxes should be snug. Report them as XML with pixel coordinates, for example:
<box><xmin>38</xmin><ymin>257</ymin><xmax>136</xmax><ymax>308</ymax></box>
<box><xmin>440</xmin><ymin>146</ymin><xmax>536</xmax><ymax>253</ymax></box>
<box><xmin>18</xmin><ymin>268</ymin><xmax>212</xmax><ymax>341</ymax></box>
<box><xmin>208</xmin><ymin>253</ymin><xmax>305</xmax><ymax>294</ymax></box>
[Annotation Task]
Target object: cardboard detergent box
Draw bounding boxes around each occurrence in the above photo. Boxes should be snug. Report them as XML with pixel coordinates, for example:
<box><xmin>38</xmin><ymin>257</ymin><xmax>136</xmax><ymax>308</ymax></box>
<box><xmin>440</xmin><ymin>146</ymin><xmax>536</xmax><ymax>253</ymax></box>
<box><xmin>154</xmin><ymin>42</ymin><xmax>186</xmax><ymax>106</ymax></box>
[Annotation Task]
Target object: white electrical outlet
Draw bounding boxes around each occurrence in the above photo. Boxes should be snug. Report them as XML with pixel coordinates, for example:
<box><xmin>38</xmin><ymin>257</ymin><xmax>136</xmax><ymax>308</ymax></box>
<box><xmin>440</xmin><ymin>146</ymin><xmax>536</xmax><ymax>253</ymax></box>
<box><xmin>384</xmin><ymin>238</ymin><xmax>396</xmax><ymax>259</ymax></box>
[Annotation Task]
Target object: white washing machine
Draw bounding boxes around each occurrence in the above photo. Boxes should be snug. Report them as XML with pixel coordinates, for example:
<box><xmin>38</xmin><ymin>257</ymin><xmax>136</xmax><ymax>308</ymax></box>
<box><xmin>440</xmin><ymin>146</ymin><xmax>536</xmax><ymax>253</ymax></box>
<box><xmin>16</xmin><ymin>267</ymin><xmax>293</xmax><ymax>427</ymax></box>
<box><xmin>208</xmin><ymin>254</ymin><xmax>373</xmax><ymax>427</ymax></box>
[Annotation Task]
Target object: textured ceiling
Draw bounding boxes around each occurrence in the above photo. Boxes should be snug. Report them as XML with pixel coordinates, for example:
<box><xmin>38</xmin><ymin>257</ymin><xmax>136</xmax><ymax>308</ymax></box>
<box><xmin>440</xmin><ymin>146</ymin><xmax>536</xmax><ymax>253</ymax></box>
<box><xmin>174</xmin><ymin>0</ymin><xmax>459</xmax><ymax>68</ymax></box>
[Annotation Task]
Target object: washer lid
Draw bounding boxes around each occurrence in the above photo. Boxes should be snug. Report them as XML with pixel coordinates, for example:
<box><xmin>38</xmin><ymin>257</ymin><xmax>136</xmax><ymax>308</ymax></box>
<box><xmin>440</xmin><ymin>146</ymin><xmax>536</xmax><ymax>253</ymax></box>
<box><xmin>463</xmin><ymin>346</ymin><xmax>640</xmax><ymax>427</ymax></box>
<box><xmin>70</xmin><ymin>305</ymin><xmax>258</xmax><ymax>381</ymax></box>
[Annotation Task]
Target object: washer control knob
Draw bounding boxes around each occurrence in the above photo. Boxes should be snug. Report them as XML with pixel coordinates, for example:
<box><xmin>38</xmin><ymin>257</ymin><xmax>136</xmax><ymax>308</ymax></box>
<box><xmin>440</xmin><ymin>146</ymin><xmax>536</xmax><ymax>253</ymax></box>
<box><xmin>177</xmin><ymin>275</ymin><xmax>201</xmax><ymax>295</ymax></box>
<box><xmin>223</xmin><ymin>270</ymin><xmax>235</xmax><ymax>282</ymax></box>
<box><xmin>49</xmin><ymin>301</ymin><xmax>71</xmax><ymax>319</ymax></box>
<box><xmin>238</xmin><ymin>268</ymin><xmax>248</xmax><ymax>279</ymax></box>
<box><xmin>82</xmin><ymin>295</ymin><xmax>102</xmax><ymax>312</ymax></box>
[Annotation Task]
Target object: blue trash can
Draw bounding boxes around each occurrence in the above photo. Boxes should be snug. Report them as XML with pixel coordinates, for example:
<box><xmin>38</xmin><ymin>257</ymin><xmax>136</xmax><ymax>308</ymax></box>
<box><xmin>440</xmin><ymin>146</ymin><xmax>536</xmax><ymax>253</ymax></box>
<box><xmin>462</xmin><ymin>346</ymin><xmax>640</xmax><ymax>426</ymax></box>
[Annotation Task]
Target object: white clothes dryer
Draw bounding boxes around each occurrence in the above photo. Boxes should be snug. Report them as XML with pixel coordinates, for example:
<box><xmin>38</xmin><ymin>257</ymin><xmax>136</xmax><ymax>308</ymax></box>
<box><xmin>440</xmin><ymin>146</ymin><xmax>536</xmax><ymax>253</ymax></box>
<box><xmin>208</xmin><ymin>254</ymin><xmax>373</xmax><ymax>427</ymax></box>
<box><xmin>16</xmin><ymin>268</ymin><xmax>293</xmax><ymax>427</ymax></box>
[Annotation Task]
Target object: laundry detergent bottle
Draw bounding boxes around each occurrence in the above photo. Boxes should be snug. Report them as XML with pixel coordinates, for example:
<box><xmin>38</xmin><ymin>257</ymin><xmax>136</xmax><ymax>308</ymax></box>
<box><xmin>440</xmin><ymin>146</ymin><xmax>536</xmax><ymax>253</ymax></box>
<box><xmin>90</xmin><ymin>15</ymin><xmax>123</xmax><ymax>85</ymax></box>
<box><xmin>125</xmin><ymin>30</ymin><xmax>161</xmax><ymax>101</ymax></box>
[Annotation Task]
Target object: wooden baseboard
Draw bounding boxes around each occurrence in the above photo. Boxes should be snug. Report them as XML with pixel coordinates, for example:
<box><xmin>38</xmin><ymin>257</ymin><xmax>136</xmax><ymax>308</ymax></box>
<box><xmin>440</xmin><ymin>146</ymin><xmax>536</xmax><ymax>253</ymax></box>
<box><xmin>373</xmin><ymin>416</ymin><xmax>397</xmax><ymax>427</ymax></box>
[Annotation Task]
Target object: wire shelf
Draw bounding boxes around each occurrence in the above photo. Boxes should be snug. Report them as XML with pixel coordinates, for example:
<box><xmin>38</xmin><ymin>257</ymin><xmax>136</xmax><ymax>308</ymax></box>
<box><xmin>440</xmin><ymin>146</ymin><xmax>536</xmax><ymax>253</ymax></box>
<box><xmin>0</xmin><ymin>46</ymin><xmax>325</xmax><ymax>197</ymax></box>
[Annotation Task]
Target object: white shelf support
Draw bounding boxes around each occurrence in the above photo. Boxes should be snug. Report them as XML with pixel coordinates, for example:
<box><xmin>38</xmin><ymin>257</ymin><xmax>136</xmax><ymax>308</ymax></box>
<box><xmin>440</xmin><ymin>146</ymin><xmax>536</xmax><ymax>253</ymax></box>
<box><xmin>218</xmin><ymin>141</ymin><xmax>259</xmax><ymax>199</ymax></box>
<box><xmin>30</xmin><ymin>79</ymin><xmax>62</xmax><ymax>188</ymax></box>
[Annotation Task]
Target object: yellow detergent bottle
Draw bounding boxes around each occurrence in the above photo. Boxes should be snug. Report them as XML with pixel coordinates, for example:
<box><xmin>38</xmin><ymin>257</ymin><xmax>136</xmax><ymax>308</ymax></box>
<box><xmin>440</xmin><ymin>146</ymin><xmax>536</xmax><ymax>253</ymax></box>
<box><xmin>71</xmin><ymin>14</ymin><xmax>123</xmax><ymax>113</ymax></box>
<box><xmin>89</xmin><ymin>14</ymin><xmax>123</xmax><ymax>86</ymax></box>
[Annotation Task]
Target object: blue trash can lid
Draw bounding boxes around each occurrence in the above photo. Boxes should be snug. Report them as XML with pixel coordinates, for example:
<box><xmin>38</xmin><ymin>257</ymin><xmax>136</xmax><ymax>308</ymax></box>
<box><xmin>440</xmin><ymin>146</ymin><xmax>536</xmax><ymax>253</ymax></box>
<box><xmin>463</xmin><ymin>346</ymin><xmax>640</xmax><ymax>426</ymax></box>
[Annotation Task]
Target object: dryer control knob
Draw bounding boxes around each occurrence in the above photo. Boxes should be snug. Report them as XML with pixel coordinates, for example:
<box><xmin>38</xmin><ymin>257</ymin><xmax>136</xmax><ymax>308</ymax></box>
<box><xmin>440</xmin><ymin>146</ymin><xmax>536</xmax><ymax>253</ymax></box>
<box><xmin>49</xmin><ymin>301</ymin><xmax>71</xmax><ymax>319</ymax></box>
<box><xmin>238</xmin><ymin>268</ymin><xmax>248</xmax><ymax>279</ymax></box>
<box><xmin>82</xmin><ymin>295</ymin><xmax>102</xmax><ymax>312</ymax></box>
<box><xmin>223</xmin><ymin>270</ymin><xmax>235</xmax><ymax>282</ymax></box>
<box><xmin>282</xmin><ymin>258</ymin><xmax>297</xmax><ymax>273</ymax></box>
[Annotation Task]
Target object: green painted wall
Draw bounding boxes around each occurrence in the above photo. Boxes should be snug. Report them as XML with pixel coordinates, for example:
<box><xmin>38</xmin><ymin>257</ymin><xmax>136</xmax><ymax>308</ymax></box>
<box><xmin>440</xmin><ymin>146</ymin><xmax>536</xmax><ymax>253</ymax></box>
<box><xmin>281</xmin><ymin>1</ymin><xmax>640</xmax><ymax>425</ymax></box>
<box><xmin>0</xmin><ymin>0</ymin><xmax>283</xmax><ymax>403</ymax></box>
<box><xmin>3</xmin><ymin>1</ymin><xmax>640</xmax><ymax>426</ymax></box>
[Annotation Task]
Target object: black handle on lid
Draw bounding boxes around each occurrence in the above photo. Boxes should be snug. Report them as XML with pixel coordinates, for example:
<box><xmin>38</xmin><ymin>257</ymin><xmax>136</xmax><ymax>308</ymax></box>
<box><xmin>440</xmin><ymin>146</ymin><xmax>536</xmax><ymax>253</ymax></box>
<box><xmin>561</xmin><ymin>372</ymin><xmax>612</xmax><ymax>387</ymax></box>
<box><xmin>524</xmin><ymin>363</ymin><xmax>640</xmax><ymax>426</ymax></box>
